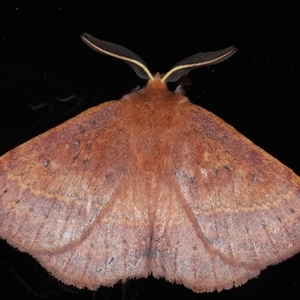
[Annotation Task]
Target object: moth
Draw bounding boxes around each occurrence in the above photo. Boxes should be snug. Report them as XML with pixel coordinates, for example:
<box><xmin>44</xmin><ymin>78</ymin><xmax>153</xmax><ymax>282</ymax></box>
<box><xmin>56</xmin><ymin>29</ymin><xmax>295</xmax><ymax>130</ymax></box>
<box><xmin>0</xmin><ymin>32</ymin><xmax>300</xmax><ymax>293</ymax></box>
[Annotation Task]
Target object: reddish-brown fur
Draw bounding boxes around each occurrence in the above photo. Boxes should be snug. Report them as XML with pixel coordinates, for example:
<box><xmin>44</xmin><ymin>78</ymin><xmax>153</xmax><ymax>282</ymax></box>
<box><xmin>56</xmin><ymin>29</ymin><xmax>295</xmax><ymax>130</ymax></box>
<box><xmin>1</xmin><ymin>79</ymin><xmax>300</xmax><ymax>292</ymax></box>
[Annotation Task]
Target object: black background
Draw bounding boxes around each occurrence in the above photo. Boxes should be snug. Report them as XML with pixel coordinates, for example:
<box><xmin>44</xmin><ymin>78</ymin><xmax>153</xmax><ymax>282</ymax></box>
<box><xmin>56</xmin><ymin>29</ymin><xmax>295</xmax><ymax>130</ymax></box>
<box><xmin>1</xmin><ymin>1</ymin><xmax>300</xmax><ymax>299</ymax></box>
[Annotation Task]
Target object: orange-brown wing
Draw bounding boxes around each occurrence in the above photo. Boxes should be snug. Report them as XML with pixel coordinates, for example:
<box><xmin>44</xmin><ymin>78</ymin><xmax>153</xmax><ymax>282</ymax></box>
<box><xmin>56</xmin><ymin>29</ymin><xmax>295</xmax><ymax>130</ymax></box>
<box><xmin>161</xmin><ymin>103</ymin><xmax>300</xmax><ymax>292</ymax></box>
<box><xmin>0</xmin><ymin>100</ymin><xmax>153</xmax><ymax>289</ymax></box>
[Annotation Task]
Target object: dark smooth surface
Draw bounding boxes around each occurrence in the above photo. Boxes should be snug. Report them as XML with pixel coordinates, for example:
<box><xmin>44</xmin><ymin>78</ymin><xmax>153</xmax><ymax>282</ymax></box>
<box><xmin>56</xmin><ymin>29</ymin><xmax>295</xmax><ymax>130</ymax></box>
<box><xmin>0</xmin><ymin>1</ymin><xmax>300</xmax><ymax>299</ymax></box>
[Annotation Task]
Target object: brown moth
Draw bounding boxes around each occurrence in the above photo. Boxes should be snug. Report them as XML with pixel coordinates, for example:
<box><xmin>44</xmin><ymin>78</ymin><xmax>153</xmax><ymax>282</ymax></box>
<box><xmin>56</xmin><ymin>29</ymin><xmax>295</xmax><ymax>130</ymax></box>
<box><xmin>0</xmin><ymin>33</ymin><xmax>300</xmax><ymax>293</ymax></box>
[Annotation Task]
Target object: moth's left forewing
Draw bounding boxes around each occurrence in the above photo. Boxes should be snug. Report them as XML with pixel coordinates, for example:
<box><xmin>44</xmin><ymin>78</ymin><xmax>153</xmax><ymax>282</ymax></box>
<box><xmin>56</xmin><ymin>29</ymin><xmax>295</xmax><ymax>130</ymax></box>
<box><xmin>174</xmin><ymin>103</ymin><xmax>300</xmax><ymax>271</ymax></box>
